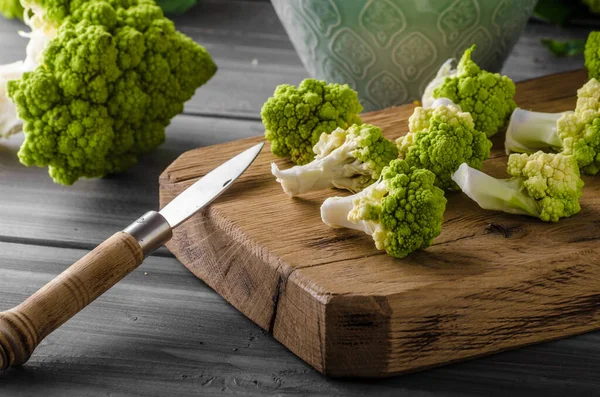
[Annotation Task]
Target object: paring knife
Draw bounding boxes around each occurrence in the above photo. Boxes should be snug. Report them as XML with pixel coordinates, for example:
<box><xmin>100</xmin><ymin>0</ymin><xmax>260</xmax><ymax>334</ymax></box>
<box><xmin>0</xmin><ymin>142</ymin><xmax>264</xmax><ymax>370</ymax></box>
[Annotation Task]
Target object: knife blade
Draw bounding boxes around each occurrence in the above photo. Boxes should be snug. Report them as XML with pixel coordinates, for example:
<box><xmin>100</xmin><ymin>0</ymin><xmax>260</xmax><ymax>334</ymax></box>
<box><xmin>0</xmin><ymin>142</ymin><xmax>264</xmax><ymax>371</ymax></box>
<box><xmin>160</xmin><ymin>142</ymin><xmax>263</xmax><ymax>228</ymax></box>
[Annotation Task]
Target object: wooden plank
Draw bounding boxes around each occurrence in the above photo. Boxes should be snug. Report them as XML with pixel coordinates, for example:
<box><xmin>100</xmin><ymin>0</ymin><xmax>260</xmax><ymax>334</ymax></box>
<box><xmin>158</xmin><ymin>69</ymin><xmax>600</xmax><ymax>377</ymax></box>
<box><xmin>2</xmin><ymin>242</ymin><xmax>600</xmax><ymax>396</ymax></box>
<box><xmin>0</xmin><ymin>115</ymin><xmax>263</xmax><ymax>251</ymax></box>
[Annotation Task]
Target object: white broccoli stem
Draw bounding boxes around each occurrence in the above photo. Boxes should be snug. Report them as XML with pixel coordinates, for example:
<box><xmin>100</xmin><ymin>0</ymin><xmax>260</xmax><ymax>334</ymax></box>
<box><xmin>320</xmin><ymin>180</ymin><xmax>383</xmax><ymax>235</ymax></box>
<box><xmin>320</xmin><ymin>194</ymin><xmax>374</xmax><ymax>235</ymax></box>
<box><xmin>430</xmin><ymin>97</ymin><xmax>457</xmax><ymax>109</ymax></box>
<box><xmin>451</xmin><ymin>163</ymin><xmax>540</xmax><ymax>218</ymax></box>
<box><xmin>271</xmin><ymin>160</ymin><xmax>345</xmax><ymax>197</ymax></box>
<box><xmin>504</xmin><ymin>108</ymin><xmax>567</xmax><ymax>155</ymax></box>
<box><xmin>271</xmin><ymin>139</ymin><xmax>370</xmax><ymax>197</ymax></box>
<box><xmin>421</xmin><ymin>58</ymin><xmax>456</xmax><ymax>108</ymax></box>
<box><xmin>0</xmin><ymin>8</ymin><xmax>54</xmax><ymax>138</ymax></box>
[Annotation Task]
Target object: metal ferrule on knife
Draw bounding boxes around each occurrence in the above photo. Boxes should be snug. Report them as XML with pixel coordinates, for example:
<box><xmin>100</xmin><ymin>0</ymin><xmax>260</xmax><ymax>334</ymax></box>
<box><xmin>123</xmin><ymin>211</ymin><xmax>173</xmax><ymax>256</ymax></box>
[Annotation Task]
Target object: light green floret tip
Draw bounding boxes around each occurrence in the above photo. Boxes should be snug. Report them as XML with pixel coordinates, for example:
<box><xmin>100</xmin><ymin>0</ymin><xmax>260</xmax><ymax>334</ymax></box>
<box><xmin>0</xmin><ymin>0</ymin><xmax>24</xmax><ymax>20</ymax></box>
<box><xmin>262</xmin><ymin>78</ymin><xmax>363</xmax><ymax>165</ymax></box>
<box><xmin>396</xmin><ymin>99</ymin><xmax>492</xmax><ymax>191</ymax></box>
<box><xmin>423</xmin><ymin>45</ymin><xmax>516</xmax><ymax>137</ymax></box>
<box><xmin>585</xmin><ymin>31</ymin><xmax>600</xmax><ymax>80</ymax></box>
<box><xmin>505</xmin><ymin>78</ymin><xmax>600</xmax><ymax>175</ymax></box>
<box><xmin>5</xmin><ymin>0</ymin><xmax>217</xmax><ymax>185</ymax></box>
<box><xmin>271</xmin><ymin>123</ymin><xmax>398</xmax><ymax>197</ymax></box>
<box><xmin>452</xmin><ymin>151</ymin><xmax>584</xmax><ymax>223</ymax></box>
<box><xmin>321</xmin><ymin>159</ymin><xmax>447</xmax><ymax>259</ymax></box>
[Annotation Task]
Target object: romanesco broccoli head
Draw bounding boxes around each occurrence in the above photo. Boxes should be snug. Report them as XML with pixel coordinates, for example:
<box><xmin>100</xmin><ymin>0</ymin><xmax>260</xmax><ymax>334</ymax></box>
<box><xmin>0</xmin><ymin>0</ymin><xmax>24</xmax><ymax>20</ymax></box>
<box><xmin>348</xmin><ymin>159</ymin><xmax>447</xmax><ymax>258</ymax></box>
<box><xmin>432</xmin><ymin>45</ymin><xmax>516</xmax><ymax>137</ymax></box>
<box><xmin>554</xmin><ymin>78</ymin><xmax>600</xmax><ymax>175</ymax></box>
<box><xmin>396</xmin><ymin>102</ymin><xmax>492</xmax><ymax>191</ymax></box>
<box><xmin>262</xmin><ymin>78</ymin><xmax>363</xmax><ymax>165</ymax></box>
<box><xmin>507</xmin><ymin>152</ymin><xmax>583</xmax><ymax>222</ymax></box>
<box><xmin>7</xmin><ymin>0</ymin><xmax>216</xmax><ymax>185</ymax></box>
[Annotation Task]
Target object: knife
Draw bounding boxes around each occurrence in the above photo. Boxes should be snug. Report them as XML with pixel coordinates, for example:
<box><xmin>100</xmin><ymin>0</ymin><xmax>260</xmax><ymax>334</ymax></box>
<box><xmin>0</xmin><ymin>142</ymin><xmax>264</xmax><ymax>370</ymax></box>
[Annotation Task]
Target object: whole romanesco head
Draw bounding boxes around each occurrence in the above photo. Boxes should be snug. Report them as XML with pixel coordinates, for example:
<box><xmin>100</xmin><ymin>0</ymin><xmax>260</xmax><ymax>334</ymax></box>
<box><xmin>7</xmin><ymin>0</ymin><xmax>217</xmax><ymax>185</ymax></box>
<box><xmin>396</xmin><ymin>101</ymin><xmax>492</xmax><ymax>191</ymax></box>
<box><xmin>0</xmin><ymin>0</ymin><xmax>24</xmax><ymax>20</ymax></box>
<box><xmin>507</xmin><ymin>152</ymin><xmax>583</xmax><ymax>222</ymax></box>
<box><xmin>431</xmin><ymin>45</ymin><xmax>516</xmax><ymax>137</ymax></box>
<box><xmin>271</xmin><ymin>123</ymin><xmax>398</xmax><ymax>196</ymax></box>
<box><xmin>346</xmin><ymin>159</ymin><xmax>447</xmax><ymax>258</ymax></box>
<box><xmin>555</xmin><ymin>78</ymin><xmax>600</xmax><ymax>175</ymax></box>
<box><xmin>262</xmin><ymin>78</ymin><xmax>363</xmax><ymax>165</ymax></box>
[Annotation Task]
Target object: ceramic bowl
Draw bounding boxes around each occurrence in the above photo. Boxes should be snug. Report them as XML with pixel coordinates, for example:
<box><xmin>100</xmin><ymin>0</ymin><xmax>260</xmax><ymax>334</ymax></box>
<box><xmin>271</xmin><ymin>0</ymin><xmax>538</xmax><ymax>111</ymax></box>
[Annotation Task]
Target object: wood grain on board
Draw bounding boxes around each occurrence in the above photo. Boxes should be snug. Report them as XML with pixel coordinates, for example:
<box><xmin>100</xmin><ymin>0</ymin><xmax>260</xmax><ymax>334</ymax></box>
<box><xmin>159</xmin><ymin>69</ymin><xmax>600</xmax><ymax>377</ymax></box>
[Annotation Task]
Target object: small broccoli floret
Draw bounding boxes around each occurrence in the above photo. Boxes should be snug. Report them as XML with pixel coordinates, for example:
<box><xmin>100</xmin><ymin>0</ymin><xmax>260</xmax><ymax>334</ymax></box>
<box><xmin>586</xmin><ymin>32</ymin><xmax>600</xmax><ymax>80</ymax></box>
<box><xmin>5</xmin><ymin>0</ymin><xmax>216</xmax><ymax>185</ymax></box>
<box><xmin>262</xmin><ymin>78</ymin><xmax>363</xmax><ymax>165</ymax></box>
<box><xmin>504</xmin><ymin>78</ymin><xmax>600</xmax><ymax>175</ymax></box>
<box><xmin>321</xmin><ymin>159</ymin><xmax>447</xmax><ymax>258</ymax></box>
<box><xmin>422</xmin><ymin>45</ymin><xmax>516</xmax><ymax>137</ymax></box>
<box><xmin>452</xmin><ymin>152</ymin><xmax>583</xmax><ymax>222</ymax></box>
<box><xmin>0</xmin><ymin>0</ymin><xmax>24</xmax><ymax>20</ymax></box>
<box><xmin>396</xmin><ymin>99</ymin><xmax>492</xmax><ymax>191</ymax></box>
<box><xmin>272</xmin><ymin>123</ymin><xmax>398</xmax><ymax>196</ymax></box>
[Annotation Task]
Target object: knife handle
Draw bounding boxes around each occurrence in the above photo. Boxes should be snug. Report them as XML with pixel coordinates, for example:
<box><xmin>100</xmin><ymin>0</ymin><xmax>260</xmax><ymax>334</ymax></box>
<box><xmin>0</xmin><ymin>212</ymin><xmax>172</xmax><ymax>371</ymax></box>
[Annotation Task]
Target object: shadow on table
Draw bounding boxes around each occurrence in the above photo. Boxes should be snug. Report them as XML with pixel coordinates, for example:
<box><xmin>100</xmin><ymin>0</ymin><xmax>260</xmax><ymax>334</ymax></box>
<box><xmin>1</xmin><ymin>333</ymin><xmax>599</xmax><ymax>397</ymax></box>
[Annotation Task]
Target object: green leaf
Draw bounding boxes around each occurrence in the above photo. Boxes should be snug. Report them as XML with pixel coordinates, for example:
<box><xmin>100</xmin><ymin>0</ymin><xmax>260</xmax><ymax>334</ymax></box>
<box><xmin>540</xmin><ymin>38</ymin><xmax>586</xmax><ymax>57</ymax></box>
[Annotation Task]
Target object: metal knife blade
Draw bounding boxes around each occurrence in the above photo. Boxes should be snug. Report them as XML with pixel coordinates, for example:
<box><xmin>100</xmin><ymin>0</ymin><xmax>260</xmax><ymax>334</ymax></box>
<box><xmin>160</xmin><ymin>142</ymin><xmax>264</xmax><ymax>228</ymax></box>
<box><xmin>122</xmin><ymin>141</ymin><xmax>263</xmax><ymax>255</ymax></box>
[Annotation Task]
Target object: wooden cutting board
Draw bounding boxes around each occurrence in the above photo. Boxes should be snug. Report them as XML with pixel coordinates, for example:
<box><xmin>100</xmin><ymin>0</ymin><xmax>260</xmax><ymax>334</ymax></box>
<box><xmin>159</xmin><ymin>69</ymin><xmax>600</xmax><ymax>378</ymax></box>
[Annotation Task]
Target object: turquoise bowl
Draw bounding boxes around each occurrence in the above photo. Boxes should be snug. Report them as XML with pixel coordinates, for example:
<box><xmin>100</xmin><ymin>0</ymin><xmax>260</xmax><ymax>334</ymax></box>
<box><xmin>271</xmin><ymin>0</ymin><xmax>538</xmax><ymax>111</ymax></box>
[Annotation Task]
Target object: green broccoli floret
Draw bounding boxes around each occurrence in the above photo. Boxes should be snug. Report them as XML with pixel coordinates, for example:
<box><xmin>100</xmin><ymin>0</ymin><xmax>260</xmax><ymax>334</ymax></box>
<box><xmin>504</xmin><ymin>78</ymin><xmax>600</xmax><ymax>175</ymax></box>
<box><xmin>0</xmin><ymin>0</ymin><xmax>24</xmax><ymax>20</ymax></box>
<box><xmin>262</xmin><ymin>78</ymin><xmax>363</xmax><ymax>165</ymax></box>
<box><xmin>452</xmin><ymin>152</ymin><xmax>583</xmax><ymax>222</ymax></box>
<box><xmin>585</xmin><ymin>31</ymin><xmax>600</xmax><ymax>80</ymax></box>
<box><xmin>320</xmin><ymin>159</ymin><xmax>447</xmax><ymax>258</ymax></box>
<box><xmin>396</xmin><ymin>98</ymin><xmax>492</xmax><ymax>191</ymax></box>
<box><xmin>271</xmin><ymin>123</ymin><xmax>398</xmax><ymax>196</ymax></box>
<box><xmin>4</xmin><ymin>0</ymin><xmax>216</xmax><ymax>185</ymax></box>
<box><xmin>422</xmin><ymin>45</ymin><xmax>516</xmax><ymax>137</ymax></box>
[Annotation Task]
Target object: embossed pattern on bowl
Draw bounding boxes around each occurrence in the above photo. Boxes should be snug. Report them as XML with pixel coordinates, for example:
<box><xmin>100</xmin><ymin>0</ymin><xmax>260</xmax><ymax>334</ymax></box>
<box><xmin>271</xmin><ymin>0</ymin><xmax>538</xmax><ymax>111</ymax></box>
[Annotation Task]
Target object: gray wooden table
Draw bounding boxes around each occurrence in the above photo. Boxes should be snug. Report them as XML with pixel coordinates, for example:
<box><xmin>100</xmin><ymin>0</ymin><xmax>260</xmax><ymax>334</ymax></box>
<box><xmin>0</xmin><ymin>1</ymin><xmax>598</xmax><ymax>396</ymax></box>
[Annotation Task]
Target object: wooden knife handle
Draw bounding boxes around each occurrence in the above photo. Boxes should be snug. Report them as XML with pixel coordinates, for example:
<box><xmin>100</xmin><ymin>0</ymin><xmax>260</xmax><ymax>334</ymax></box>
<box><xmin>0</xmin><ymin>232</ymin><xmax>144</xmax><ymax>370</ymax></box>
